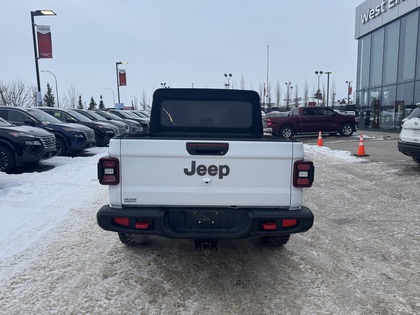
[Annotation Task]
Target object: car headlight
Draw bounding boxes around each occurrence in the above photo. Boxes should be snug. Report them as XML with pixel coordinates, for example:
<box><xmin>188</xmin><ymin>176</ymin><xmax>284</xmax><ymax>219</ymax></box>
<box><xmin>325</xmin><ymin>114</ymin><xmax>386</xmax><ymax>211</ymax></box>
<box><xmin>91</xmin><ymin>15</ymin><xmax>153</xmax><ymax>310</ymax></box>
<box><xmin>73</xmin><ymin>132</ymin><xmax>86</xmax><ymax>138</ymax></box>
<box><xmin>25</xmin><ymin>140</ymin><xmax>42</xmax><ymax>145</ymax></box>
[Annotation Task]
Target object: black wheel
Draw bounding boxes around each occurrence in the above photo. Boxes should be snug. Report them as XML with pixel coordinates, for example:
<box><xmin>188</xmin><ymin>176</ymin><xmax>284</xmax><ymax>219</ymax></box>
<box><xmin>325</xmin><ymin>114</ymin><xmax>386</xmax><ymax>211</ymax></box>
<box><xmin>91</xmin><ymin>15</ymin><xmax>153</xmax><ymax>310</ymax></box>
<box><xmin>260</xmin><ymin>235</ymin><xmax>290</xmax><ymax>247</ymax></box>
<box><xmin>339</xmin><ymin>123</ymin><xmax>354</xmax><ymax>136</ymax></box>
<box><xmin>0</xmin><ymin>145</ymin><xmax>16</xmax><ymax>173</ymax></box>
<box><xmin>280</xmin><ymin>126</ymin><xmax>294</xmax><ymax>138</ymax></box>
<box><xmin>118</xmin><ymin>233</ymin><xmax>151</xmax><ymax>246</ymax></box>
<box><xmin>412</xmin><ymin>157</ymin><xmax>420</xmax><ymax>164</ymax></box>
<box><xmin>55</xmin><ymin>138</ymin><xmax>67</xmax><ymax>156</ymax></box>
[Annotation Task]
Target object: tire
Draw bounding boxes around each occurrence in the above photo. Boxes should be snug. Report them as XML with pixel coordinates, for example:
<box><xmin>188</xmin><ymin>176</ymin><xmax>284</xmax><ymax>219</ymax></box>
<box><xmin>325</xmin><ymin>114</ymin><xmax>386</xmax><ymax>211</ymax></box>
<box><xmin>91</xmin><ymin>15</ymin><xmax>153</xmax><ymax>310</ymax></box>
<box><xmin>0</xmin><ymin>145</ymin><xmax>16</xmax><ymax>173</ymax></box>
<box><xmin>412</xmin><ymin>157</ymin><xmax>420</xmax><ymax>164</ymax></box>
<box><xmin>260</xmin><ymin>234</ymin><xmax>290</xmax><ymax>247</ymax></box>
<box><xmin>118</xmin><ymin>233</ymin><xmax>151</xmax><ymax>246</ymax></box>
<box><xmin>55</xmin><ymin>138</ymin><xmax>67</xmax><ymax>156</ymax></box>
<box><xmin>279</xmin><ymin>126</ymin><xmax>294</xmax><ymax>138</ymax></box>
<box><xmin>339</xmin><ymin>123</ymin><xmax>354</xmax><ymax>137</ymax></box>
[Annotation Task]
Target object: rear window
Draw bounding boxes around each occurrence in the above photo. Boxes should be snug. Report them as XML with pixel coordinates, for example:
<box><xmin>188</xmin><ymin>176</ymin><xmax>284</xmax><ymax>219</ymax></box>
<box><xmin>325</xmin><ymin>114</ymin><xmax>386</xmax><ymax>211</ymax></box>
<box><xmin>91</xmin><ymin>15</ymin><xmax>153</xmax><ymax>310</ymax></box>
<box><xmin>161</xmin><ymin>100</ymin><xmax>252</xmax><ymax>129</ymax></box>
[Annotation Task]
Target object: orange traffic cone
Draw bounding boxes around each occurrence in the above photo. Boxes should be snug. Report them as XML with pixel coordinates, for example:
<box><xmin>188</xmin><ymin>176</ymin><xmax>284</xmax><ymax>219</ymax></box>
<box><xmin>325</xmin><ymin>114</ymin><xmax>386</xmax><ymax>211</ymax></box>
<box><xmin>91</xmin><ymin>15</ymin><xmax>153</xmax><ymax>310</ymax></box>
<box><xmin>317</xmin><ymin>131</ymin><xmax>323</xmax><ymax>146</ymax></box>
<box><xmin>354</xmin><ymin>134</ymin><xmax>369</xmax><ymax>157</ymax></box>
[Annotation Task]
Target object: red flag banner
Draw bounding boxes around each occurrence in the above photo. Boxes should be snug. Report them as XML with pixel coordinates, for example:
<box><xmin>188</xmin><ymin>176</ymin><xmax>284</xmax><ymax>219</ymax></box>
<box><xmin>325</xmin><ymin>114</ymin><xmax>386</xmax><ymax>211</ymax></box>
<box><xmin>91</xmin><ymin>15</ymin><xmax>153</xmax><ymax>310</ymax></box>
<box><xmin>36</xmin><ymin>25</ymin><xmax>53</xmax><ymax>58</ymax></box>
<box><xmin>348</xmin><ymin>85</ymin><xmax>353</xmax><ymax>95</ymax></box>
<box><xmin>119</xmin><ymin>69</ymin><xmax>127</xmax><ymax>86</ymax></box>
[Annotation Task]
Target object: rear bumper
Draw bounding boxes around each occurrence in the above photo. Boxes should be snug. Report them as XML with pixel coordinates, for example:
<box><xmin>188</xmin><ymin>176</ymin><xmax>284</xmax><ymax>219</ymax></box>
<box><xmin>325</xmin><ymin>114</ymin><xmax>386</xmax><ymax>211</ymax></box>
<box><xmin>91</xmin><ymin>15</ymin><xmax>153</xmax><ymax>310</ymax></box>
<box><xmin>398</xmin><ymin>140</ymin><xmax>420</xmax><ymax>158</ymax></box>
<box><xmin>97</xmin><ymin>205</ymin><xmax>314</xmax><ymax>239</ymax></box>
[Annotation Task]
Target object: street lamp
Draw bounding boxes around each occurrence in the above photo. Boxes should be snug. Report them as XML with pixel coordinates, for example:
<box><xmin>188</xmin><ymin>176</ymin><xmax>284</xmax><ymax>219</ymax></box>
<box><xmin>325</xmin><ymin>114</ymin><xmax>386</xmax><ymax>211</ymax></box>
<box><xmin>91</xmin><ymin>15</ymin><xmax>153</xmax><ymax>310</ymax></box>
<box><xmin>324</xmin><ymin>71</ymin><xmax>335</xmax><ymax>107</ymax></box>
<box><xmin>105</xmin><ymin>87</ymin><xmax>116</xmax><ymax>107</ymax></box>
<box><xmin>116</xmin><ymin>61</ymin><xmax>128</xmax><ymax>104</ymax></box>
<box><xmin>346</xmin><ymin>80</ymin><xmax>353</xmax><ymax>106</ymax></box>
<box><xmin>315</xmin><ymin>71</ymin><xmax>323</xmax><ymax>105</ymax></box>
<box><xmin>285</xmin><ymin>82</ymin><xmax>291</xmax><ymax>109</ymax></box>
<box><xmin>41</xmin><ymin>70</ymin><xmax>59</xmax><ymax>107</ymax></box>
<box><xmin>31</xmin><ymin>10</ymin><xmax>56</xmax><ymax>106</ymax></box>
<box><xmin>224</xmin><ymin>73</ymin><xmax>232</xmax><ymax>89</ymax></box>
<box><xmin>290</xmin><ymin>86</ymin><xmax>294</xmax><ymax>106</ymax></box>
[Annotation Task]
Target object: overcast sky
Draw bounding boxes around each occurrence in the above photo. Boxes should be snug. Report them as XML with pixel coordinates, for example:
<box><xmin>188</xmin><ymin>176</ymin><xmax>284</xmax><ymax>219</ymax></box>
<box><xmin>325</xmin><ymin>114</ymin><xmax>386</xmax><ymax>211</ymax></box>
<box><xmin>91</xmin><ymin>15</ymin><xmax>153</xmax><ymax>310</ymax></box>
<box><xmin>2</xmin><ymin>0</ymin><xmax>363</xmax><ymax>107</ymax></box>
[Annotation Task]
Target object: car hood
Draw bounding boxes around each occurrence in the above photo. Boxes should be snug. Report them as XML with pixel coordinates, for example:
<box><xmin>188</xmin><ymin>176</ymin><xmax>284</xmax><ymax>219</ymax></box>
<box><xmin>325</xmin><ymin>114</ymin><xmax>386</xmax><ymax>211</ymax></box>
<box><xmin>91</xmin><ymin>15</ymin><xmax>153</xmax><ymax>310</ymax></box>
<box><xmin>0</xmin><ymin>125</ymin><xmax>53</xmax><ymax>137</ymax></box>
<box><xmin>65</xmin><ymin>123</ymin><xmax>94</xmax><ymax>131</ymax></box>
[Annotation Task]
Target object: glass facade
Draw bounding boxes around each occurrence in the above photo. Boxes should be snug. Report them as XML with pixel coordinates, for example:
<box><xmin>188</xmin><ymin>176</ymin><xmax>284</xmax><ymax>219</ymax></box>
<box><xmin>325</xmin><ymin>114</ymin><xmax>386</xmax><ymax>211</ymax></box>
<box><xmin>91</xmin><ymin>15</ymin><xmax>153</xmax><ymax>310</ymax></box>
<box><xmin>356</xmin><ymin>9</ymin><xmax>420</xmax><ymax>130</ymax></box>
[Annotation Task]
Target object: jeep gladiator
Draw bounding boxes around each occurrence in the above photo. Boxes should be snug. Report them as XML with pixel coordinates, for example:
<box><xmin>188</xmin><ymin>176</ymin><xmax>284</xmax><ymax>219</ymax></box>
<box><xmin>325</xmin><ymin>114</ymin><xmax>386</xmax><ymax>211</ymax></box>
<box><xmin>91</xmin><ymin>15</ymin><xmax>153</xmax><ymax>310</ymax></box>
<box><xmin>97</xmin><ymin>88</ymin><xmax>314</xmax><ymax>249</ymax></box>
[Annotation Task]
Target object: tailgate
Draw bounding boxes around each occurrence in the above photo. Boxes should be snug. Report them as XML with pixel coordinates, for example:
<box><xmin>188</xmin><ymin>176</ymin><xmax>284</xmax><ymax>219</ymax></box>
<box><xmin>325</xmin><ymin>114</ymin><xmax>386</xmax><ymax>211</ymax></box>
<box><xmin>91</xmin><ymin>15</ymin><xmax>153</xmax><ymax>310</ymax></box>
<box><xmin>112</xmin><ymin>139</ymin><xmax>304</xmax><ymax>208</ymax></box>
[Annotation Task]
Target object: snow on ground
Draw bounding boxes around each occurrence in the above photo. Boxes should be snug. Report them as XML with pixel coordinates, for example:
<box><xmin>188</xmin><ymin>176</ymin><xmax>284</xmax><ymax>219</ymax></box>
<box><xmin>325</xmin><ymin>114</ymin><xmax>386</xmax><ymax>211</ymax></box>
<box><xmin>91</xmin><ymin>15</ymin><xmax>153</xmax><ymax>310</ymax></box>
<box><xmin>0</xmin><ymin>144</ymin><xmax>363</xmax><ymax>264</ymax></box>
<box><xmin>0</xmin><ymin>147</ymin><xmax>108</xmax><ymax>261</ymax></box>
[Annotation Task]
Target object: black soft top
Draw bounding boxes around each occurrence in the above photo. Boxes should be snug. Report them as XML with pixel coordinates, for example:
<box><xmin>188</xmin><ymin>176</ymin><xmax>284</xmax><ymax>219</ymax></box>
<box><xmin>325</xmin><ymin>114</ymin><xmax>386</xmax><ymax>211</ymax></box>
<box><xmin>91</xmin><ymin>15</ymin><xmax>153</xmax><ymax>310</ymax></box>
<box><xmin>149</xmin><ymin>88</ymin><xmax>263</xmax><ymax>138</ymax></box>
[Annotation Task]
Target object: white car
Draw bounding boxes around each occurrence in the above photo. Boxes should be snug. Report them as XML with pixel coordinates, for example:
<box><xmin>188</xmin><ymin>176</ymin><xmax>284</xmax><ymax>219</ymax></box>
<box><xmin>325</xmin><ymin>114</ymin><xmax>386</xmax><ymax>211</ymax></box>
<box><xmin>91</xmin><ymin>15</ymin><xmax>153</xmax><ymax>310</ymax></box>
<box><xmin>398</xmin><ymin>106</ymin><xmax>420</xmax><ymax>164</ymax></box>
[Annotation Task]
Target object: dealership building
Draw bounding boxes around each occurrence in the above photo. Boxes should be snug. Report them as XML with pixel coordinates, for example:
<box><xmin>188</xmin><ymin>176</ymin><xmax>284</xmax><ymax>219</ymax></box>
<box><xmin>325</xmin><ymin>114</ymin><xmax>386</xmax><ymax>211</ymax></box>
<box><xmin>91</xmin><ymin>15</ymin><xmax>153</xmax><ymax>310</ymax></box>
<box><xmin>355</xmin><ymin>0</ymin><xmax>420</xmax><ymax>130</ymax></box>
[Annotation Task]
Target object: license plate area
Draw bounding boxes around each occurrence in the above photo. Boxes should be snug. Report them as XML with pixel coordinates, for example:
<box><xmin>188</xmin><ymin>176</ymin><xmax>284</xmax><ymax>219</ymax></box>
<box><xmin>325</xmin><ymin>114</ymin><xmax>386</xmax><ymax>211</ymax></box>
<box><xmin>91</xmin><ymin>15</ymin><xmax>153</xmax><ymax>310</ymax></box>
<box><xmin>188</xmin><ymin>211</ymin><xmax>225</xmax><ymax>228</ymax></box>
<box><xmin>167</xmin><ymin>208</ymin><xmax>247</xmax><ymax>232</ymax></box>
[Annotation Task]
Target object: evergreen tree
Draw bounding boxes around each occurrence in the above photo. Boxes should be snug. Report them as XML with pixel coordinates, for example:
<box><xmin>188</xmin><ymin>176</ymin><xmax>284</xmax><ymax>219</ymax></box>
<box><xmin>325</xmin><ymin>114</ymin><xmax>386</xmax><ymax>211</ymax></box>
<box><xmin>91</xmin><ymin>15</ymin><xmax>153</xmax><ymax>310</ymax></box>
<box><xmin>77</xmin><ymin>95</ymin><xmax>84</xmax><ymax>109</ymax></box>
<box><xmin>43</xmin><ymin>83</ymin><xmax>55</xmax><ymax>107</ymax></box>
<box><xmin>98</xmin><ymin>95</ymin><xmax>105</xmax><ymax>110</ymax></box>
<box><xmin>88</xmin><ymin>96</ymin><xmax>97</xmax><ymax>110</ymax></box>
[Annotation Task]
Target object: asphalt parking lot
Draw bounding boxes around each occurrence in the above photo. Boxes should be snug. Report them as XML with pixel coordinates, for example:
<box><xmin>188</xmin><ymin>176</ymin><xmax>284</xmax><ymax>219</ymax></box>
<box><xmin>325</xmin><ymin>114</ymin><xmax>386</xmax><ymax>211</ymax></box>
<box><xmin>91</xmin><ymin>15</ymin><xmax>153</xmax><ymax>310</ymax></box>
<box><xmin>297</xmin><ymin>130</ymin><xmax>411</xmax><ymax>163</ymax></box>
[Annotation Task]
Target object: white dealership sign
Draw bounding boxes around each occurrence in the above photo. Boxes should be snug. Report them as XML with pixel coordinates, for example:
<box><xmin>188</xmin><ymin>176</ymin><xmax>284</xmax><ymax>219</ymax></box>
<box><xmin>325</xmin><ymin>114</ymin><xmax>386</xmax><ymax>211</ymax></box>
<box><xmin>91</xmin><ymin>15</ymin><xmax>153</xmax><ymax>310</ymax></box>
<box><xmin>361</xmin><ymin>0</ymin><xmax>406</xmax><ymax>24</ymax></box>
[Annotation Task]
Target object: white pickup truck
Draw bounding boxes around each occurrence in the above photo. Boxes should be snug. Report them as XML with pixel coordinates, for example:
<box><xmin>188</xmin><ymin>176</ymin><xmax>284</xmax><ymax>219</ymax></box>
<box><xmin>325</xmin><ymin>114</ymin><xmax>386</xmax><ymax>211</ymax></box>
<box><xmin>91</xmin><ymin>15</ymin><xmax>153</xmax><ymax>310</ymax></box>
<box><xmin>97</xmin><ymin>88</ymin><xmax>314</xmax><ymax>249</ymax></box>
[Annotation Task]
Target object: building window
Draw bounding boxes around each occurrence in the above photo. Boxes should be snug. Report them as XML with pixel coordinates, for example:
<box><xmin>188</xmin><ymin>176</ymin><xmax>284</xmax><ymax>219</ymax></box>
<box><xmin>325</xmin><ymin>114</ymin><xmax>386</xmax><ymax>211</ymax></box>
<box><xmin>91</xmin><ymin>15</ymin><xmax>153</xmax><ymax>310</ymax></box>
<box><xmin>357</xmin><ymin>35</ymin><xmax>371</xmax><ymax>90</ymax></box>
<box><xmin>414</xmin><ymin>81</ymin><xmax>420</xmax><ymax>103</ymax></box>
<box><xmin>383</xmin><ymin>21</ymin><xmax>400</xmax><ymax>85</ymax></box>
<box><xmin>370</xmin><ymin>28</ymin><xmax>384</xmax><ymax>88</ymax></box>
<box><xmin>398</xmin><ymin>11</ymin><xmax>419</xmax><ymax>83</ymax></box>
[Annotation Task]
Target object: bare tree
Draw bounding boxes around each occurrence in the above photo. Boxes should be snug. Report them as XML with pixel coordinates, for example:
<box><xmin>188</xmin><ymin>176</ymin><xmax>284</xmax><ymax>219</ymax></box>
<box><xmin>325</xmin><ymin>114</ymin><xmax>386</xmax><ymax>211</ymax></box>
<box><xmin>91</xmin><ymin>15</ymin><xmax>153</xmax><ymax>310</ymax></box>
<box><xmin>293</xmin><ymin>84</ymin><xmax>299</xmax><ymax>107</ymax></box>
<box><xmin>140</xmin><ymin>89</ymin><xmax>148</xmax><ymax>110</ymax></box>
<box><xmin>304</xmin><ymin>81</ymin><xmax>309</xmax><ymax>106</ymax></box>
<box><xmin>0</xmin><ymin>79</ymin><xmax>34</xmax><ymax>107</ymax></box>
<box><xmin>275</xmin><ymin>81</ymin><xmax>281</xmax><ymax>107</ymax></box>
<box><xmin>240</xmin><ymin>75</ymin><xmax>245</xmax><ymax>90</ymax></box>
<box><xmin>62</xmin><ymin>86</ymin><xmax>80</xmax><ymax>109</ymax></box>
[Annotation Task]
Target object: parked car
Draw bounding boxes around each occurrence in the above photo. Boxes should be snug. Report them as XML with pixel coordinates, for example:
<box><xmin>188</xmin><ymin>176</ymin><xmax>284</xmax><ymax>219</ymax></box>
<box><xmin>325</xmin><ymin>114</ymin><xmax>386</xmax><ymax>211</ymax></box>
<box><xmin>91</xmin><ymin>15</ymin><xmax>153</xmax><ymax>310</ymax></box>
<box><xmin>38</xmin><ymin>107</ymin><xmax>117</xmax><ymax>147</ymax></box>
<box><xmin>398</xmin><ymin>105</ymin><xmax>420</xmax><ymax>164</ymax></box>
<box><xmin>270</xmin><ymin>106</ymin><xmax>358</xmax><ymax>138</ymax></box>
<box><xmin>72</xmin><ymin>109</ymin><xmax>129</xmax><ymax>136</ymax></box>
<box><xmin>0</xmin><ymin>117</ymin><xmax>56</xmax><ymax>172</ymax></box>
<box><xmin>107</xmin><ymin>109</ymin><xmax>149</xmax><ymax>133</ymax></box>
<box><xmin>93</xmin><ymin>110</ymin><xmax>142</xmax><ymax>134</ymax></box>
<box><xmin>0</xmin><ymin>106</ymin><xmax>95</xmax><ymax>156</ymax></box>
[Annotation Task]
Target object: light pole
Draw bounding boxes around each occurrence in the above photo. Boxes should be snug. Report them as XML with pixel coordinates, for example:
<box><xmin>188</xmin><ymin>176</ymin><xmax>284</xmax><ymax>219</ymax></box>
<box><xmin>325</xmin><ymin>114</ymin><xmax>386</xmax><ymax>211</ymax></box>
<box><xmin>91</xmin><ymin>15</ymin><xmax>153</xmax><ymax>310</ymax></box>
<box><xmin>224</xmin><ymin>73</ymin><xmax>232</xmax><ymax>89</ymax></box>
<box><xmin>315</xmin><ymin>71</ymin><xmax>323</xmax><ymax>105</ymax></box>
<box><xmin>105</xmin><ymin>87</ymin><xmax>116</xmax><ymax>107</ymax></box>
<box><xmin>116</xmin><ymin>61</ymin><xmax>128</xmax><ymax>104</ymax></box>
<box><xmin>324</xmin><ymin>71</ymin><xmax>335</xmax><ymax>107</ymax></box>
<box><xmin>41</xmin><ymin>70</ymin><xmax>59</xmax><ymax>107</ymax></box>
<box><xmin>346</xmin><ymin>80</ymin><xmax>353</xmax><ymax>106</ymax></box>
<box><xmin>285</xmin><ymin>82</ymin><xmax>291</xmax><ymax>109</ymax></box>
<box><xmin>31</xmin><ymin>10</ymin><xmax>56</xmax><ymax>106</ymax></box>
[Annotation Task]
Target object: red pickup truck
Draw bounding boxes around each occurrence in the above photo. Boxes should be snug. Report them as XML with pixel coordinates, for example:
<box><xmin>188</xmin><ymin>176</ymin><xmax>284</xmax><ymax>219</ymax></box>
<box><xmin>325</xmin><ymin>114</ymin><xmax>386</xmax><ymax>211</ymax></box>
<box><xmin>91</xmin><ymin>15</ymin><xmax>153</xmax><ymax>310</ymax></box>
<box><xmin>269</xmin><ymin>106</ymin><xmax>358</xmax><ymax>138</ymax></box>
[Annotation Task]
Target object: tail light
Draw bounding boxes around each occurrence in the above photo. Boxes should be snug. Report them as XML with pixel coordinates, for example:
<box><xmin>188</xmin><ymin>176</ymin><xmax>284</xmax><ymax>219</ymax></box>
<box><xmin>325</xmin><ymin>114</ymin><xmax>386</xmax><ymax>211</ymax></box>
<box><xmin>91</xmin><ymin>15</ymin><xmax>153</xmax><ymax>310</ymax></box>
<box><xmin>293</xmin><ymin>160</ymin><xmax>314</xmax><ymax>188</ymax></box>
<box><xmin>98</xmin><ymin>157</ymin><xmax>120</xmax><ymax>185</ymax></box>
<box><xmin>266</xmin><ymin>118</ymin><xmax>272</xmax><ymax>127</ymax></box>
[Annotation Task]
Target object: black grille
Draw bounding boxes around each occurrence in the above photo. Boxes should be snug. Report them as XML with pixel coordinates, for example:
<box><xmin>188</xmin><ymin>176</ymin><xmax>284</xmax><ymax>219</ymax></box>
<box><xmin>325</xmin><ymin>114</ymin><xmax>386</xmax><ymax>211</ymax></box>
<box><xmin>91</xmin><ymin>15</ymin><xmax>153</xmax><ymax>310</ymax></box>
<box><xmin>83</xmin><ymin>129</ymin><xmax>95</xmax><ymax>141</ymax></box>
<box><xmin>39</xmin><ymin>134</ymin><xmax>56</xmax><ymax>150</ymax></box>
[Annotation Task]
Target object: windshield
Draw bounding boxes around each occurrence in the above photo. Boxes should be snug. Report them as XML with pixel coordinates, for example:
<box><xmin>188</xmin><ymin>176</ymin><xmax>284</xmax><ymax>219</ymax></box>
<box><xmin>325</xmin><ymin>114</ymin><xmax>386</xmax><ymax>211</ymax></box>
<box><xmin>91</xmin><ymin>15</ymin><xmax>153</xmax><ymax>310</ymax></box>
<box><xmin>27</xmin><ymin>108</ymin><xmax>62</xmax><ymax>124</ymax></box>
<box><xmin>67</xmin><ymin>110</ymin><xmax>93</xmax><ymax>122</ymax></box>
<box><xmin>0</xmin><ymin>117</ymin><xmax>13</xmax><ymax>127</ymax></box>
<box><xmin>407</xmin><ymin>108</ymin><xmax>420</xmax><ymax>119</ymax></box>
<box><xmin>84</xmin><ymin>111</ymin><xmax>107</xmax><ymax>121</ymax></box>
